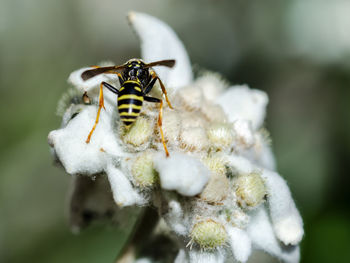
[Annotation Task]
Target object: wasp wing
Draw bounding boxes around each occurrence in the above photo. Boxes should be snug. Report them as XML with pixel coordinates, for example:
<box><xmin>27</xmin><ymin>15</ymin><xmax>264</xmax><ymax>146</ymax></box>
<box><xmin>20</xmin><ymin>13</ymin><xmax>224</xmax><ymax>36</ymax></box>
<box><xmin>144</xmin><ymin>59</ymin><xmax>176</xmax><ymax>69</ymax></box>
<box><xmin>81</xmin><ymin>65</ymin><xmax>126</xmax><ymax>80</ymax></box>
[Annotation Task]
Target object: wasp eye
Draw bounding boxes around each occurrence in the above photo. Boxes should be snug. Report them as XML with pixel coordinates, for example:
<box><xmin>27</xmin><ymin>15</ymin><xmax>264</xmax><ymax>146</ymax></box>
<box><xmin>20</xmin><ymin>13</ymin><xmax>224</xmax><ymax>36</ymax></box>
<box><xmin>137</xmin><ymin>69</ymin><xmax>143</xmax><ymax>76</ymax></box>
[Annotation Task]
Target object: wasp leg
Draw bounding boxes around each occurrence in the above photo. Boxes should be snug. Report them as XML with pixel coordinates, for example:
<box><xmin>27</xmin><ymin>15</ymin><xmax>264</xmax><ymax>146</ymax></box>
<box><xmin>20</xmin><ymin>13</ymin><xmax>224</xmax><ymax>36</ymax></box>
<box><xmin>102</xmin><ymin>81</ymin><xmax>119</xmax><ymax>95</ymax></box>
<box><xmin>144</xmin><ymin>77</ymin><xmax>158</xmax><ymax>94</ymax></box>
<box><xmin>103</xmin><ymin>72</ymin><xmax>124</xmax><ymax>86</ymax></box>
<box><xmin>85</xmin><ymin>82</ymin><xmax>106</xmax><ymax>143</ymax></box>
<box><xmin>117</xmin><ymin>73</ymin><xmax>124</xmax><ymax>86</ymax></box>
<box><xmin>156</xmin><ymin>76</ymin><xmax>173</xmax><ymax>109</ymax></box>
<box><xmin>146</xmin><ymin>72</ymin><xmax>173</xmax><ymax>109</ymax></box>
<box><xmin>144</xmin><ymin>95</ymin><xmax>160</xmax><ymax>103</ymax></box>
<box><xmin>144</xmin><ymin>96</ymin><xmax>170</xmax><ymax>157</ymax></box>
<box><xmin>157</xmin><ymin>100</ymin><xmax>170</xmax><ymax>157</ymax></box>
<box><xmin>86</xmin><ymin>81</ymin><xmax>120</xmax><ymax>143</ymax></box>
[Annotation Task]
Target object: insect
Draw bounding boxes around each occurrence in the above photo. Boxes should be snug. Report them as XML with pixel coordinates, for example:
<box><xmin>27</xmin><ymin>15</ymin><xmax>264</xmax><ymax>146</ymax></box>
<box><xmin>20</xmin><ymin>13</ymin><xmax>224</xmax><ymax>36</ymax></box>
<box><xmin>81</xmin><ymin>58</ymin><xmax>175</xmax><ymax>157</ymax></box>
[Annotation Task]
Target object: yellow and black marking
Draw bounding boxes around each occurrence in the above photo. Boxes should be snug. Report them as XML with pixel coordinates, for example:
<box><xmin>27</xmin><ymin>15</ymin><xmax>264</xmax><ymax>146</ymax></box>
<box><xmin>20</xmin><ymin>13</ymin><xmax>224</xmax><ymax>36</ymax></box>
<box><xmin>117</xmin><ymin>80</ymin><xmax>144</xmax><ymax>127</ymax></box>
<box><xmin>82</xmin><ymin>58</ymin><xmax>176</xmax><ymax>157</ymax></box>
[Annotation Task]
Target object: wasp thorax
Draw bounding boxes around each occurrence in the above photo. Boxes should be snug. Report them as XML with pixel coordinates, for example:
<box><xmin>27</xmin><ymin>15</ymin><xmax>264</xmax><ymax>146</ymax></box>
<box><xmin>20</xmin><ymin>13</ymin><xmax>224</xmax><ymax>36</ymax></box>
<box><xmin>131</xmin><ymin>150</ymin><xmax>158</xmax><ymax>187</ymax></box>
<box><xmin>190</xmin><ymin>219</ymin><xmax>227</xmax><ymax>250</ymax></box>
<box><xmin>235</xmin><ymin>172</ymin><xmax>267</xmax><ymax>209</ymax></box>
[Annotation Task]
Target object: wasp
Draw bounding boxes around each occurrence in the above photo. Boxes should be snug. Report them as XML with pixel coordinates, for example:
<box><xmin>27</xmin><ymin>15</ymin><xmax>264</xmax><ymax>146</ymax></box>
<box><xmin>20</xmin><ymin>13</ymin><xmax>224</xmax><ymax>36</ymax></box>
<box><xmin>81</xmin><ymin>58</ymin><xmax>175</xmax><ymax>157</ymax></box>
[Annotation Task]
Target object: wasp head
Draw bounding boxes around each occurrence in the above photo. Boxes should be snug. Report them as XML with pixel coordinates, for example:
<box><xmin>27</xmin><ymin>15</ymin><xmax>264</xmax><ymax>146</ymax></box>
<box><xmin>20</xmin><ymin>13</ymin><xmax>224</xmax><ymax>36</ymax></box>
<box><xmin>123</xmin><ymin>59</ymin><xmax>149</xmax><ymax>86</ymax></box>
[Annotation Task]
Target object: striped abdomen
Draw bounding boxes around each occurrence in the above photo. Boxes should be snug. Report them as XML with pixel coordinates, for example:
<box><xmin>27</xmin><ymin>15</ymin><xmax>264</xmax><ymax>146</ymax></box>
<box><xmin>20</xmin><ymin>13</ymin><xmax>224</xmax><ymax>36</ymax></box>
<box><xmin>117</xmin><ymin>80</ymin><xmax>144</xmax><ymax>127</ymax></box>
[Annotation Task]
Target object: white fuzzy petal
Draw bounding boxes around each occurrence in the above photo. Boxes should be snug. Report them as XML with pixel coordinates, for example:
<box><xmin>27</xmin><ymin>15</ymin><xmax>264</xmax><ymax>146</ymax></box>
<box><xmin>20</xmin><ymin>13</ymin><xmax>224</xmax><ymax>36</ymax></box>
<box><xmin>247</xmin><ymin>207</ymin><xmax>300</xmax><ymax>263</ymax></box>
<box><xmin>226</xmin><ymin>155</ymin><xmax>304</xmax><ymax>245</ymax></box>
<box><xmin>68</xmin><ymin>67</ymin><xmax>119</xmax><ymax>94</ymax></box>
<box><xmin>225</xmin><ymin>226</ymin><xmax>252</xmax><ymax>262</ymax></box>
<box><xmin>188</xmin><ymin>250</ymin><xmax>225</xmax><ymax>263</ymax></box>
<box><xmin>226</xmin><ymin>155</ymin><xmax>255</xmax><ymax>175</ymax></box>
<box><xmin>128</xmin><ymin>12</ymin><xmax>193</xmax><ymax>89</ymax></box>
<box><xmin>241</xmin><ymin>141</ymin><xmax>276</xmax><ymax>171</ymax></box>
<box><xmin>174</xmin><ymin>249</ymin><xmax>187</xmax><ymax>263</ymax></box>
<box><xmin>257</xmin><ymin>142</ymin><xmax>276</xmax><ymax>171</ymax></box>
<box><xmin>105</xmin><ymin>163</ymin><xmax>145</xmax><ymax>207</ymax></box>
<box><xmin>48</xmin><ymin>106</ymin><xmax>118</xmax><ymax>175</ymax></box>
<box><xmin>154</xmin><ymin>152</ymin><xmax>210</xmax><ymax>196</ymax></box>
<box><xmin>194</xmin><ymin>72</ymin><xmax>228</xmax><ymax>102</ymax></box>
<box><xmin>253</xmin><ymin>132</ymin><xmax>276</xmax><ymax>171</ymax></box>
<box><xmin>217</xmin><ymin>85</ymin><xmax>268</xmax><ymax>130</ymax></box>
<box><xmin>135</xmin><ymin>259</ymin><xmax>152</xmax><ymax>263</ymax></box>
<box><xmin>261</xmin><ymin>170</ymin><xmax>304</xmax><ymax>245</ymax></box>
<box><xmin>69</xmin><ymin>69</ymin><xmax>119</xmax><ymax>115</ymax></box>
<box><xmin>164</xmin><ymin>200</ymin><xmax>188</xmax><ymax>235</ymax></box>
<box><xmin>233</xmin><ymin>120</ymin><xmax>255</xmax><ymax>148</ymax></box>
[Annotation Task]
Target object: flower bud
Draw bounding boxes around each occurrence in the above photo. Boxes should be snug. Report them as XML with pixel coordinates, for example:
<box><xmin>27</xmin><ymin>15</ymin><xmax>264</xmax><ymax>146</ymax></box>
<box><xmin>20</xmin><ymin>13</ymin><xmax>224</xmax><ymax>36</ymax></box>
<box><xmin>230</xmin><ymin>210</ymin><xmax>250</xmax><ymax>229</ymax></box>
<box><xmin>175</xmin><ymin>85</ymin><xmax>204</xmax><ymax>111</ymax></box>
<box><xmin>131</xmin><ymin>151</ymin><xmax>158</xmax><ymax>187</ymax></box>
<box><xmin>202</xmin><ymin>154</ymin><xmax>227</xmax><ymax>176</ymax></box>
<box><xmin>122</xmin><ymin>116</ymin><xmax>153</xmax><ymax>147</ymax></box>
<box><xmin>207</xmin><ymin>123</ymin><xmax>234</xmax><ymax>150</ymax></box>
<box><xmin>190</xmin><ymin>219</ymin><xmax>227</xmax><ymax>250</ymax></box>
<box><xmin>194</xmin><ymin>71</ymin><xmax>228</xmax><ymax>102</ymax></box>
<box><xmin>162</xmin><ymin>109</ymin><xmax>181</xmax><ymax>144</ymax></box>
<box><xmin>200</xmin><ymin>155</ymin><xmax>229</xmax><ymax>203</ymax></box>
<box><xmin>200</xmin><ymin>101</ymin><xmax>227</xmax><ymax>123</ymax></box>
<box><xmin>180</xmin><ymin>127</ymin><xmax>209</xmax><ymax>151</ymax></box>
<box><xmin>235</xmin><ymin>172</ymin><xmax>266</xmax><ymax>208</ymax></box>
<box><xmin>180</xmin><ymin>111</ymin><xmax>208</xmax><ymax>130</ymax></box>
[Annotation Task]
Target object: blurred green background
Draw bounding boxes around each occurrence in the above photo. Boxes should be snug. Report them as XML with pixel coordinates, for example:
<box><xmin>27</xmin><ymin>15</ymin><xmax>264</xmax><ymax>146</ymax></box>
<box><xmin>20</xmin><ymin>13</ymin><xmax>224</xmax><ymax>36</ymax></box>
<box><xmin>1</xmin><ymin>0</ymin><xmax>350</xmax><ymax>262</ymax></box>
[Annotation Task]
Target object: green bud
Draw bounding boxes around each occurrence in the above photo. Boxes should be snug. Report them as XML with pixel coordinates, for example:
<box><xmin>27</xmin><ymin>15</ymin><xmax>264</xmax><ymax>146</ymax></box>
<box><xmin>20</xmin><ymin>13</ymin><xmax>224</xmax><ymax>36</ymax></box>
<box><xmin>131</xmin><ymin>151</ymin><xmax>158</xmax><ymax>187</ymax></box>
<box><xmin>190</xmin><ymin>219</ymin><xmax>227</xmax><ymax>250</ymax></box>
<box><xmin>235</xmin><ymin>172</ymin><xmax>266</xmax><ymax>208</ymax></box>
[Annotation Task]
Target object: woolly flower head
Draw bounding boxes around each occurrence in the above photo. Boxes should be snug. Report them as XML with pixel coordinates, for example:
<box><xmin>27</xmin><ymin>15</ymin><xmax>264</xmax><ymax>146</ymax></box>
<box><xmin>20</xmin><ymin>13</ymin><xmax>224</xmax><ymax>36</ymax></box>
<box><xmin>48</xmin><ymin>12</ymin><xmax>304</xmax><ymax>263</ymax></box>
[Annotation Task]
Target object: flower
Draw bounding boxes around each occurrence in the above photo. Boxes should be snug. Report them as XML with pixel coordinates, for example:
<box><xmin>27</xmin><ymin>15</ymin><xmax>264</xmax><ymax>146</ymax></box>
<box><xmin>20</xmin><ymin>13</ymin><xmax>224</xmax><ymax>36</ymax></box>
<box><xmin>48</xmin><ymin>12</ymin><xmax>304</xmax><ymax>263</ymax></box>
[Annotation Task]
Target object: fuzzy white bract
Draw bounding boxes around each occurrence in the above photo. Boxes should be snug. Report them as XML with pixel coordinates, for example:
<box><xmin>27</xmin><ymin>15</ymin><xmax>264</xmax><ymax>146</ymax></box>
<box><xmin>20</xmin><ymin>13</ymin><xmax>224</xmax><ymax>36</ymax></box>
<box><xmin>48</xmin><ymin>12</ymin><xmax>304</xmax><ymax>263</ymax></box>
